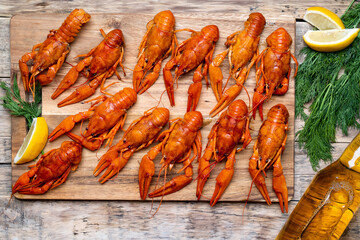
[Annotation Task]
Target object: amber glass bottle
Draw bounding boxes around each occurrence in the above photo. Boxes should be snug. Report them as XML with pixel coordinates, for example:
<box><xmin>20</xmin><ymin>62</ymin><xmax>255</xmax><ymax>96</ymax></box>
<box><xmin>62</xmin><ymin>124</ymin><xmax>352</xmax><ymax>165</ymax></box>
<box><xmin>276</xmin><ymin>133</ymin><xmax>360</xmax><ymax>239</ymax></box>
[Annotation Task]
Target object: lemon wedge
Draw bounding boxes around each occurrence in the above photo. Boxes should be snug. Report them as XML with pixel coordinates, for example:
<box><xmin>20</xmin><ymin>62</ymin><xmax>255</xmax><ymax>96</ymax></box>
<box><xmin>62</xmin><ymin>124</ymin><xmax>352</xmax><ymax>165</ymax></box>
<box><xmin>303</xmin><ymin>28</ymin><xmax>360</xmax><ymax>52</ymax></box>
<box><xmin>14</xmin><ymin>117</ymin><xmax>48</xmax><ymax>164</ymax></box>
<box><xmin>304</xmin><ymin>7</ymin><xmax>345</xmax><ymax>30</ymax></box>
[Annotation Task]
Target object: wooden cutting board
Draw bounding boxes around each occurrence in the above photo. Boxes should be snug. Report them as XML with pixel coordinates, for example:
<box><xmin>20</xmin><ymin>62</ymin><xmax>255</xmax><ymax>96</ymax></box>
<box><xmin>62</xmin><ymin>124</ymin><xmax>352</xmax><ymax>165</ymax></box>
<box><xmin>10</xmin><ymin>12</ymin><xmax>295</xmax><ymax>202</ymax></box>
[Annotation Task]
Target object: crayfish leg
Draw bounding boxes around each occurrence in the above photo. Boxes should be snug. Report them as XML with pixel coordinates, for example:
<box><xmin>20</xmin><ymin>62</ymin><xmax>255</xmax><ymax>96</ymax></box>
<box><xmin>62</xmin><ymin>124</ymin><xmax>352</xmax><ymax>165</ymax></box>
<box><xmin>133</xmin><ymin>52</ymin><xmax>147</xmax><ymax>92</ymax></box>
<box><xmin>95</xmin><ymin>149</ymin><xmax>135</xmax><ymax>184</ymax></box>
<box><xmin>209</xmin><ymin>50</ymin><xmax>227</xmax><ymax>102</ymax></box>
<box><xmin>148</xmin><ymin>158</ymin><xmax>193</xmax><ymax>198</ymax></box>
<box><xmin>187</xmin><ymin>64</ymin><xmax>203</xmax><ymax>112</ymax></box>
<box><xmin>17</xmin><ymin>180</ymin><xmax>55</xmax><ymax>195</ymax></box>
<box><xmin>66</xmin><ymin>132</ymin><xmax>104</xmax><ymax>151</ymax></box>
<box><xmin>210</xmin><ymin>149</ymin><xmax>235</xmax><ymax>206</ymax></box>
<box><xmin>273</xmin><ymin>155</ymin><xmax>288</xmax><ymax>213</ymax></box>
<box><xmin>163</xmin><ymin>57</ymin><xmax>178</xmax><ymax>106</ymax></box>
<box><xmin>196</xmin><ymin>138</ymin><xmax>215</xmax><ymax>200</ymax></box>
<box><xmin>19</xmin><ymin>51</ymin><xmax>37</xmax><ymax>92</ymax></box>
<box><xmin>138</xmin><ymin>143</ymin><xmax>162</xmax><ymax>200</ymax></box>
<box><xmin>138</xmin><ymin>59</ymin><xmax>163</xmax><ymax>94</ymax></box>
<box><xmin>48</xmin><ymin>111</ymin><xmax>94</xmax><ymax>142</ymax></box>
<box><xmin>248</xmin><ymin>149</ymin><xmax>271</xmax><ymax>205</ymax></box>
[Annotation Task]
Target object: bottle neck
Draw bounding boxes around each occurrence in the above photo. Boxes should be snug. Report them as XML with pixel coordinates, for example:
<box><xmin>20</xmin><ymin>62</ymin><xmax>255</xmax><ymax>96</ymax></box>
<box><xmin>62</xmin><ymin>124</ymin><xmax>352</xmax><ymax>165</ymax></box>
<box><xmin>339</xmin><ymin>132</ymin><xmax>360</xmax><ymax>173</ymax></box>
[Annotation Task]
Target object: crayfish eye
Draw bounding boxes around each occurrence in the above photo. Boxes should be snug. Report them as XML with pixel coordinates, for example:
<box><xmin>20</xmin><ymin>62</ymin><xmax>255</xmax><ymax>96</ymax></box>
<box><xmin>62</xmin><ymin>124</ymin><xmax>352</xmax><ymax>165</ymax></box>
<box><xmin>85</xmin><ymin>127</ymin><xmax>88</xmax><ymax>130</ymax></box>
<box><xmin>123</xmin><ymin>139</ymin><xmax>126</xmax><ymax>143</ymax></box>
<box><xmin>145</xmin><ymin>58</ymin><xmax>148</xmax><ymax>63</ymax></box>
<box><xmin>237</xmin><ymin>67</ymin><xmax>240</xmax><ymax>71</ymax></box>
<box><xmin>183</xmin><ymin>69</ymin><xmax>187</xmax><ymax>73</ymax></box>
<box><xmin>231</xmin><ymin>65</ymin><xmax>234</xmax><ymax>69</ymax></box>
<box><xmin>216</xmin><ymin>150</ymin><xmax>219</xmax><ymax>154</ymax></box>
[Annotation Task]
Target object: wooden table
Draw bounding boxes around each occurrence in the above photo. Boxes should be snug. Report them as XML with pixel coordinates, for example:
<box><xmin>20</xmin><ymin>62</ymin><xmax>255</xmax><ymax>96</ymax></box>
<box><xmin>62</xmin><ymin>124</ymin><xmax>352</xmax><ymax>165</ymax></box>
<box><xmin>0</xmin><ymin>1</ymin><xmax>359</xmax><ymax>239</ymax></box>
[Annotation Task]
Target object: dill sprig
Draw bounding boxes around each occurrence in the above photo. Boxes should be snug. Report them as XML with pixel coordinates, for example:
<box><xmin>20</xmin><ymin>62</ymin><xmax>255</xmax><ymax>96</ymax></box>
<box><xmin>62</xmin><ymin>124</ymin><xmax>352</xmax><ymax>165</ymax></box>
<box><xmin>295</xmin><ymin>0</ymin><xmax>360</xmax><ymax>170</ymax></box>
<box><xmin>0</xmin><ymin>74</ymin><xmax>42</xmax><ymax>127</ymax></box>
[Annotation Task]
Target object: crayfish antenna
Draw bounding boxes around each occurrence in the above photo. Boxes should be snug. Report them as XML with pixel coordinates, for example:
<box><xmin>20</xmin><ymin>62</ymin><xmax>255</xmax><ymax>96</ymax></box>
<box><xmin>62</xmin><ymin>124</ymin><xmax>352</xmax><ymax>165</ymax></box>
<box><xmin>221</xmin><ymin>72</ymin><xmax>232</xmax><ymax>95</ymax></box>
<box><xmin>251</xmin><ymin>94</ymin><xmax>268</xmax><ymax>120</ymax></box>
<box><xmin>243</xmin><ymin>168</ymin><xmax>261</xmax><ymax>216</ymax></box>
<box><xmin>150</xmin><ymin>165</ymin><xmax>167</xmax><ymax>218</ymax></box>
<box><xmin>194</xmin><ymin>160</ymin><xmax>217</xmax><ymax>182</ymax></box>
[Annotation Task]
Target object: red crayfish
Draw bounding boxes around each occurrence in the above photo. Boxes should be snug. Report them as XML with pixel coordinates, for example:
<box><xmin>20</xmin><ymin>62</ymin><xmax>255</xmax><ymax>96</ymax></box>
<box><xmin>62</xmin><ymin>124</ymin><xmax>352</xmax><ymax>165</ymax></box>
<box><xmin>209</xmin><ymin>12</ymin><xmax>266</xmax><ymax>117</ymax></box>
<box><xmin>12</xmin><ymin>141</ymin><xmax>82</xmax><ymax>195</ymax></box>
<box><xmin>93</xmin><ymin>107</ymin><xmax>170</xmax><ymax>183</ymax></box>
<box><xmin>19</xmin><ymin>9</ymin><xmax>90</xmax><ymax>95</ymax></box>
<box><xmin>133</xmin><ymin>10</ymin><xmax>176</xmax><ymax>94</ymax></box>
<box><xmin>252</xmin><ymin>27</ymin><xmax>298</xmax><ymax>120</ymax></box>
<box><xmin>48</xmin><ymin>87</ymin><xmax>137</xmax><ymax>151</ymax></box>
<box><xmin>248</xmin><ymin>104</ymin><xmax>289</xmax><ymax>213</ymax></box>
<box><xmin>138</xmin><ymin>111</ymin><xmax>203</xmax><ymax>200</ymax></box>
<box><xmin>196</xmin><ymin>99</ymin><xmax>251</xmax><ymax>206</ymax></box>
<box><xmin>163</xmin><ymin>25</ymin><xmax>219</xmax><ymax>112</ymax></box>
<box><xmin>52</xmin><ymin>29</ymin><xmax>126</xmax><ymax>107</ymax></box>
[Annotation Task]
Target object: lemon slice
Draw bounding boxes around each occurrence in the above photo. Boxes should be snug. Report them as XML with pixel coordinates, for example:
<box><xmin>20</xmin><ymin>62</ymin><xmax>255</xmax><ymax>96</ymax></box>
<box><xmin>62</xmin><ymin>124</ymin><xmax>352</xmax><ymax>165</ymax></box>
<box><xmin>304</xmin><ymin>7</ymin><xmax>345</xmax><ymax>30</ymax></box>
<box><xmin>303</xmin><ymin>28</ymin><xmax>360</xmax><ymax>52</ymax></box>
<box><xmin>14</xmin><ymin>117</ymin><xmax>48</xmax><ymax>164</ymax></box>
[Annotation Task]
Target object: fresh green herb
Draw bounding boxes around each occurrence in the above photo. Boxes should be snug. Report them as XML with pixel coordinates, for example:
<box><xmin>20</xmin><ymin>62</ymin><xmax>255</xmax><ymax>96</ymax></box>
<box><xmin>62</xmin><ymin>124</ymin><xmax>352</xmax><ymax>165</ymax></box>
<box><xmin>0</xmin><ymin>74</ymin><xmax>42</xmax><ymax>128</ymax></box>
<box><xmin>296</xmin><ymin>0</ymin><xmax>360</xmax><ymax>170</ymax></box>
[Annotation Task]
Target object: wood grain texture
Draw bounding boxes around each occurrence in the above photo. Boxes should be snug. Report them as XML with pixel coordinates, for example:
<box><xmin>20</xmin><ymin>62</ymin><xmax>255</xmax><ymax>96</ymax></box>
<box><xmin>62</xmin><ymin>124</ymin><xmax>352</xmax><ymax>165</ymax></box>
<box><xmin>0</xmin><ymin>18</ymin><xmax>10</xmax><ymax>77</ymax></box>
<box><xmin>10</xmin><ymin>12</ymin><xmax>295</xmax><ymax>202</ymax></box>
<box><xmin>0</xmin><ymin>0</ymin><xmax>351</xmax><ymax>19</ymax></box>
<box><xmin>1</xmin><ymin>162</ymin><xmax>359</xmax><ymax>240</ymax></box>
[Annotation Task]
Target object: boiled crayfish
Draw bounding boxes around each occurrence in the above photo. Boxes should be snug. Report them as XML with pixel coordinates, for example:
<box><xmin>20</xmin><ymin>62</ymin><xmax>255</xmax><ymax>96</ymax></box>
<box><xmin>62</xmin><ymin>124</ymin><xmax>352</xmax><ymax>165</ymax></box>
<box><xmin>248</xmin><ymin>104</ymin><xmax>289</xmax><ymax>213</ymax></box>
<box><xmin>12</xmin><ymin>141</ymin><xmax>82</xmax><ymax>195</ymax></box>
<box><xmin>209</xmin><ymin>13</ymin><xmax>266</xmax><ymax>117</ymax></box>
<box><xmin>52</xmin><ymin>29</ymin><xmax>126</xmax><ymax>107</ymax></box>
<box><xmin>197</xmin><ymin>99</ymin><xmax>251</xmax><ymax>206</ymax></box>
<box><xmin>139</xmin><ymin>111</ymin><xmax>203</xmax><ymax>200</ymax></box>
<box><xmin>163</xmin><ymin>25</ymin><xmax>219</xmax><ymax>112</ymax></box>
<box><xmin>19</xmin><ymin>9</ymin><xmax>90</xmax><ymax>95</ymax></box>
<box><xmin>133</xmin><ymin>10</ymin><xmax>176</xmax><ymax>94</ymax></box>
<box><xmin>93</xmin><ymin>107</ymin><xmax>170</xmax><ymax>183</ymax></box>
<box><xmin>48</xmin><ymin>87</ymin><xmax>137</xmax><ymax>151</ymax></box>
<box><xmin>253</xmin><ymin>27</ymin><xmax>298</xmax><ymax>120</ymax></box>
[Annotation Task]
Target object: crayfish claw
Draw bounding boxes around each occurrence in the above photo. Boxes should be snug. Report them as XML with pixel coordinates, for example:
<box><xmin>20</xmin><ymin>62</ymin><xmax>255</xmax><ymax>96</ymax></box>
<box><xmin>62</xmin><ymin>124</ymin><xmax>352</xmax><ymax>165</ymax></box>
<box><xmin>57</xmin><ymin>84</ymin><xmax>96</xmax><ymax>108</ymax></box>
<box><xmin>210</xmin><ymin>85</ymin><xmax>242</xmax><ymax>117</ymax></box>
<box><xmin>148</xmin><ymin>175</ymin><xmax>192</xmax><ymax>198</ymax></box>
<box><xmin>210</xmin><ymin>168</ymin><xmax>233</xmax><ymax>206</ymax></box>
<box><xmin>273</xmin><ymin>158</ymin><xmax>288</xmax><ymax>213</ymax></box>
<box><xmin>138</xmin><ymin>153</ymin><xmax>156</xmax><ymax>200</ymax></box>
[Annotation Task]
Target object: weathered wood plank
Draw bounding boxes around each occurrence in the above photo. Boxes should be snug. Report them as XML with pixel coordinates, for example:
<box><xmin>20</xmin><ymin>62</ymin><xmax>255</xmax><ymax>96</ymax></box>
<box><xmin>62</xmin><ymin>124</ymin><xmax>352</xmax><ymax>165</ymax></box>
<box><xmin>0</xmin><ymin>18</ymin><xmax>10</xmax><ymax>78</ymax></box>
<box><xmin>1</xmin><ymin>182</ymin><xmax>360</xmax><ymax>240</ymax></box>
<box><xmin>0</xmin><ymin>0</ymin><xmax>351</xmax><ymax>19</ymax></box>
<box><xmin>0</xmin><ymin>138</ymin><xmax>11</xmax><ymax>164</ymax></box>
<box><xmin>0</xmin><ymin>77</ymin><xmax>11</xmax><ymax>112</ymax></box>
